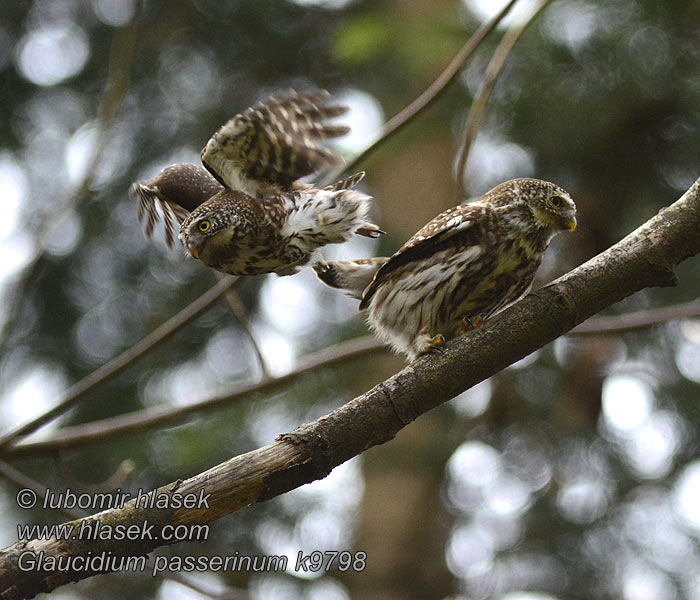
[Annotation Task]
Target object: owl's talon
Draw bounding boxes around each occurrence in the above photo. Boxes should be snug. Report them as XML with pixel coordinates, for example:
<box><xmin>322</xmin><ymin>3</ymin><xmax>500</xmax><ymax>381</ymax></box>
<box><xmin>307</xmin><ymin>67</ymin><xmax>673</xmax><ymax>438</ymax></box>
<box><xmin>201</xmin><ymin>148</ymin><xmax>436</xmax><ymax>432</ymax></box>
<box><xmin>428</xmin><ymin>334</ymin><xmax>446</xmax><ymax>353</ymax></box>
<box><xmin>460</xmin><ymin>315</ymin><xmax>485</xmax><ymax>334</ymax></box>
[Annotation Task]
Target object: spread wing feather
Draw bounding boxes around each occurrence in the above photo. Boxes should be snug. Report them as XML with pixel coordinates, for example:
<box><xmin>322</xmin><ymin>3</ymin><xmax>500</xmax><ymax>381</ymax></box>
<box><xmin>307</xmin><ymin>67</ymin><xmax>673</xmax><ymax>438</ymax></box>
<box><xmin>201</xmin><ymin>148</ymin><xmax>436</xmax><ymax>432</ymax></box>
<box><xmin>201</xmin><ymin>90</ymin><xmax>349</xmax><ymax>193</ymax></box>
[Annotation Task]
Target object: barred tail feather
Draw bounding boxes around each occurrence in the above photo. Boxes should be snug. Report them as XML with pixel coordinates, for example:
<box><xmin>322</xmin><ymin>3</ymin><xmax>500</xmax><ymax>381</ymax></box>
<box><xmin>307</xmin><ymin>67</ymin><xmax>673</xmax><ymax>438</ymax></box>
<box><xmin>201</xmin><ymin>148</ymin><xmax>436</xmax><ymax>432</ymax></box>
<box><xmin>323</xmin><ymin>172</ymin><xmax>384</xmax><ymax>238</ymax></box>
<box><xmin>313</xmin><ymin>257</ymin><xmax>388</xmax><ymax>299</ymax></box>
<box><xmin>130</xmin><ymin>182</ymin><xmax>160</xmax><ymax>238</ymax></box>
<box><xmin>324</xmin><ymin>171</ymin><xmax>366</xmax><ymax>191</ymax></box>
<box><xmin>129</xmin><ymin>183</ymin><xmax>190</xmax><ymax>248</ymax></box>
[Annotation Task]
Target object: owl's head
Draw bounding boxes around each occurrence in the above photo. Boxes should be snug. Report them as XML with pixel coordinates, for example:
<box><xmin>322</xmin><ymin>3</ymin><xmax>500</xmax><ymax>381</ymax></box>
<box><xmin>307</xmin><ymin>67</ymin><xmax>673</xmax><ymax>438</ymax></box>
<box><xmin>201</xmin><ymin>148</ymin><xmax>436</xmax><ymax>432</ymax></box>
<box><xmin>178</xmin><ymin>196</ymin><xmax>239</xmax><ymax>261</ymax></box>
<box><xmin>514</xmin><ymin>178</ymin><xmax>577</xmax><ymax>234</ymax></box>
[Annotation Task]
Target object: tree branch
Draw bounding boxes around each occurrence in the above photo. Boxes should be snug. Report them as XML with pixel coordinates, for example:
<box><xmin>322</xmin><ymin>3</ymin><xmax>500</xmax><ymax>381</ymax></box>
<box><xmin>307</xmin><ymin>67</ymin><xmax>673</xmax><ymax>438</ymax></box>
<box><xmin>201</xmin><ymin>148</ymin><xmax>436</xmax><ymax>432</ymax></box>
<box><xmin>322</xmin><ymin>0</ymin><xmax>521</xmax><ymax>185</ymax></box>
<box><xmin>455</xmin><ymin>0</ymin><xmax>551</xmax><ymax>195</ymax></box>
<box><xmin>2</xmin><ymin>178</ymin><xmax>698</xmax><ymax>597</ymax></box>
<box><xmin>1</xmin><ymin>336</ymin><xmax>384</xmax><ymax>458</ymax></box>
<box><xmin>569</xmin><ymin>297</ymin><xmax>700</xmax><ymax>335</ymax></box>
<box><xmin>0</xmin><ymin>20</ymin><xmax>138</xmax><ymax>358</ymax></box>
<box><xmin>0</xmin><ymin>276</ymin><xmax>239</xmax><ymax>454</ymax></box>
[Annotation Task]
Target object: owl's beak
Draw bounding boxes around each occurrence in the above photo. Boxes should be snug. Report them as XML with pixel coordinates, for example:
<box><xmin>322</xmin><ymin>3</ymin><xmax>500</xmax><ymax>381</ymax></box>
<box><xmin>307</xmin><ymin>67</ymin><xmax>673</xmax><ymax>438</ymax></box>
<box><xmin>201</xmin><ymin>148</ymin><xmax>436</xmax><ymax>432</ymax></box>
<box><xmin>563</xmin><ymin>216</ymin><xmax>577</xmax><ymax>232</ymax></box>
<box><xmin>187</xmin><ymin>244</ymin><xmax>200</xmax><ymax>259</ymax></box>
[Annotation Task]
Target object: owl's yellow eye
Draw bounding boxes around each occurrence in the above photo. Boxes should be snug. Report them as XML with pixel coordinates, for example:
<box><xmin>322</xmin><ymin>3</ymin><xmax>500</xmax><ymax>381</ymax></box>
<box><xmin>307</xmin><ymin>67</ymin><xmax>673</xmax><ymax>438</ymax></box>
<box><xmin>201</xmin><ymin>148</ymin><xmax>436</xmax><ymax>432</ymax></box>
<box><xmin>551</xmin><ymin>196</ymin><xmax>563</xmax><ymax>208</ymax></box>
<box><xmin>198</xmin><ymin>220</ymin><xmax>211</xmax><ymax>232</ymax></box>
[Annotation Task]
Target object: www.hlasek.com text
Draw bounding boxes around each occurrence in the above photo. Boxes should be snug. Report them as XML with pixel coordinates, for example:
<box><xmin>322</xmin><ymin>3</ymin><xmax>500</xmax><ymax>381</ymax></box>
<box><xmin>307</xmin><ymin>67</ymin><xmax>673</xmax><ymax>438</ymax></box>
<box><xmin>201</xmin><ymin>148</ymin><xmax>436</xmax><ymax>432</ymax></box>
<box><xmin>18</xmin><ymin>519</ymin><xmax>209</xmax><ymax>543</ymax></box>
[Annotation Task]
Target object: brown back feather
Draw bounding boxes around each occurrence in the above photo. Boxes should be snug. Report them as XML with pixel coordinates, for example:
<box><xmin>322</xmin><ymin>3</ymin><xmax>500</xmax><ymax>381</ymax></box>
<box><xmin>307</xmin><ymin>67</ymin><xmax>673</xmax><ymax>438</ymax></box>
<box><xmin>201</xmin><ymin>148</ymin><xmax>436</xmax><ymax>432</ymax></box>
<box><xmin>359</xmin><ymin>204</ymin><xmax>488</xmax><ymax>310</ymax></box>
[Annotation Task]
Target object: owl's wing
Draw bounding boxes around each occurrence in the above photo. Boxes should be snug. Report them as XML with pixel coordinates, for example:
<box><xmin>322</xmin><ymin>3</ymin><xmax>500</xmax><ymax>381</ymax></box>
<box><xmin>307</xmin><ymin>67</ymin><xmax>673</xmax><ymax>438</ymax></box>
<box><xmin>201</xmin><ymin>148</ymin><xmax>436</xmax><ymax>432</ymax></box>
<box><xmin>131</xmin><ymin>163</ymin><xmax>223</xmax><ymax>247</ymax></box>
<box><xmin>201</xmin><ymin>90</ymin><xmax>349</xmax><ymax>193</ymax></box>
<box><xmin>359</xmin><ymin>203</ymin><xmax>487</xmax><ymax>309</ymax></box>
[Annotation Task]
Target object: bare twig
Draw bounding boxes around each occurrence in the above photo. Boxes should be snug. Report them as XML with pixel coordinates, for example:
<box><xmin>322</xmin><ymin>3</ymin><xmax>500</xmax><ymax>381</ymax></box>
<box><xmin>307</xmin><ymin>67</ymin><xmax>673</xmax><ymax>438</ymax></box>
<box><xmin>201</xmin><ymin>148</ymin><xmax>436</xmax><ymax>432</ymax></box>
<box><xmin>224</xmin><ymin>289</ymin><xmax>269</xmax><ymax>376</ymax></box>
<box><xmin>0</xmin><ymin>276</ymin><xmax>239</xmax><ymax>454</ymax></box>
<box><xmin>212</xmin><ymin>271</ymin><xmax>269</xmax><ymax>378</ymax></box>
<box><xmin>456</xmin><ymin>0</ymin><xmax>552</xmax><ymax>195</ymax></box>
<box><xmin>569</xmin><ymin>297</ymin><xmax>700</xmax><ymax>335</ymax></box>
<box><xmin>3</xmin><ymin>336</ymin><xmax>385</xmax><ymax>457</ymax></box>
<box><xmin>0</xmin><ymin>21</ymin><xmax>138</xmax><ymax>357</ymax></box>
<box><xmin>6</xmin><ymin>292</ymin><xmax>700</xmax><ymax>459</ymax></box>
<box><xmin>322</xmin><ymin>0</ymin><xmax>521</xmax><ymax>185</ymax></box>
<box><xmin>54</xmin><ymin>455</ymin><xmax>136</xmax><ymax>493</ymax></box>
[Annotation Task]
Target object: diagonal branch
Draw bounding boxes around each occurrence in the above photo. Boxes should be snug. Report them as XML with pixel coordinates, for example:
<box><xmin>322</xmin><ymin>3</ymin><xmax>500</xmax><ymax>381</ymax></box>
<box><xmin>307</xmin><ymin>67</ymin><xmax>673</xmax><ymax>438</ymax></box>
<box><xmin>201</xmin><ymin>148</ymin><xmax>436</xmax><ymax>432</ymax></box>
<box><xmin>322</xmin><ymin>0</ymin><xmax>521</xmax><ymax>185</ymax></box>
<box><xmin>569</xmin><ymin>297</ymin><xmax>700</xmax><ymax>335</ymax></box>
<box><xmin>0</xmin><ymin>276</ymin><xmax>239</xmax><ymax>454</ymax></box>
<box><xmin>2</xmin><ymin>178</ymin><xmax>698</xmax><ymax>597</ymax></box>
<box><xmin>455</xmin><ymin>0</ymin><xmax>552</xmax><ymax>195</ymax></box>
<box><xmin>0</xmin><ymin>20</ymin><xmax>138</xmax><ymax>358</ymax></box>
<box><xmin>1</xmin><ymin>336</ymin><xmax>384</xmax><ymax>458</ymax></box>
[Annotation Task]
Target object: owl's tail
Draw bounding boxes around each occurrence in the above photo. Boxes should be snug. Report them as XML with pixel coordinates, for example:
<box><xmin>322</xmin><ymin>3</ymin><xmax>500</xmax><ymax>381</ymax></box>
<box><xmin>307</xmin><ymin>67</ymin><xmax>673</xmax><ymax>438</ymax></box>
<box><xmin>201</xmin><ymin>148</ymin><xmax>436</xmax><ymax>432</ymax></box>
<box><xmin>130</xmin><ymin>182</ymin><xmax>188</xmax><ymax>248</ymax></box>
<box><xmin>130</xmin><ymin>163</ymin><xmax>222</xmax><ymax>248</ymax></box>
<box><xmin>313</xmin><ymin>257</ymin><xmax>388</xmax><ymax>300</ymax></box>
<box><xmin>322</xmin><ymin>171</ymin><xmax>384</xmax><ymax>238</ymax></box>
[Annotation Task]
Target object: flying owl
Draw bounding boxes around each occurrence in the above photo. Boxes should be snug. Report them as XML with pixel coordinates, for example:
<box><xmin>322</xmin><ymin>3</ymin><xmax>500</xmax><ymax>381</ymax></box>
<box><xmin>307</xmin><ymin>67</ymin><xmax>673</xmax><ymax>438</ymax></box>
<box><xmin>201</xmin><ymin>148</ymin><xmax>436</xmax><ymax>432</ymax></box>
<box><xmin>314</xmin><ymin>178</ymin><xmax>577</xmax><ymax>361</ymax></box>
<box><xmin>130</xmin><ymin>90</ymin><xmax>382</xmax><ymax>276</ymax></box>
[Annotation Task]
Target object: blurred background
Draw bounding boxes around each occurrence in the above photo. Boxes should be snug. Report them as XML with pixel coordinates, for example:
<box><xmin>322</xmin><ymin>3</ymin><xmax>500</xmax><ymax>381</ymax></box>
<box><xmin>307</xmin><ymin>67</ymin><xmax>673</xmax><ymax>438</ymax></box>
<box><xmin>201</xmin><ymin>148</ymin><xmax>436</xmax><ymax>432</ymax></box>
<box><xmin>1</xmin><ymin>0</ymin><xmax>700</xmax><ymax>598</ymax></box>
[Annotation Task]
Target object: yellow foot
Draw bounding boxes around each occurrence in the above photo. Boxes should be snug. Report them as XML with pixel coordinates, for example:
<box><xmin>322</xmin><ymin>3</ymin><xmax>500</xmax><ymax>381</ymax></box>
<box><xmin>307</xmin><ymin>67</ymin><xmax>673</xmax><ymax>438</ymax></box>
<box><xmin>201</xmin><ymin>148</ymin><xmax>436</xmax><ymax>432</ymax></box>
<box><xmin>427</xmin><ymin>334</ymin><xmax>446</xmax><ymax>354</ymax></box>
<box><xmin>460</xmin><ymin>315</ymin><xmax>485</xmax><ymax>334</ymax></box>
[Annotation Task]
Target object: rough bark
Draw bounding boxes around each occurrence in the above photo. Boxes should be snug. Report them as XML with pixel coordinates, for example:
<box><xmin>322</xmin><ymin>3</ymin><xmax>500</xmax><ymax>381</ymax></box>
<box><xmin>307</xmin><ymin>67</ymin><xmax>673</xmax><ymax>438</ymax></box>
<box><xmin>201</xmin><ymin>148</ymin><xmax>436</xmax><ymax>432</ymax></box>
<box><xmin>1</xmin><ymin>178</ymin><xmax>698</xmax><ymax>598</ymax></box>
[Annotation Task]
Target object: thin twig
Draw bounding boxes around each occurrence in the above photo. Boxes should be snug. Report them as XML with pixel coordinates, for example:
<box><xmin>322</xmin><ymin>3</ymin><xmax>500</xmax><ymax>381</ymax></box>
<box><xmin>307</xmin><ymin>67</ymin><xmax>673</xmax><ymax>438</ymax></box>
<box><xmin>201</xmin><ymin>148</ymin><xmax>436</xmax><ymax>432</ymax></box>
<box><xmin>54</xmin><ymin>455</ymin><xmax>136</xmax><ymax>493</ymax></box>
<box><xmin>0</xmin><ymin>21</ymin><xmax>139</xmax><ymax>358</ymax></box>
<box><xmin>212</xmin><ymin>271</ymin><xmax>269</xmax><ymax>378</ymax></box>
<box><xmin>3</xmin><ymin>336</ymin><xmax>385</xmax><ymax>457</ymax></box>
<box><xmin>6</xmin><ymin>294</ymin><xmax>700</xmax><ymax>458</ymax></box>
<box><xmin>456</xmin><ymin>0</ymin><xmax>552</xmax><ymax>196</ymax></box>
<box><xmin>0</xmin><ymin>460</ymin><xmax>89</xmax><ymax>518</ymax></box>
<box><xmin>0</xmin><ymin>276</ymin><xmax>239</xmax><ymax>454</ymax></box>
<box><xmin>322</xmin><ymin>0</ymin><xmax>521</xmax><ymax>186</ymax></box>
<box><xmin>224</xmin><ymin>290</ymin><xmax>269</xmax><ymax>376</ymax></box>
<box><xmin>569</xmin><ymin>298</ymin><xmax>700</xmax><ymax>335</ymax></box>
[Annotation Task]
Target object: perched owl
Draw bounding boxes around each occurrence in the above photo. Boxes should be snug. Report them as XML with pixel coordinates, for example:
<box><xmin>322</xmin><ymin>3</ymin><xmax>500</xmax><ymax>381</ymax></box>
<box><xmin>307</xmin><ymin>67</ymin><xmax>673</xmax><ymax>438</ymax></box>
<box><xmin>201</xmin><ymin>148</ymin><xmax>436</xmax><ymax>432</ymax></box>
<box><xmin>314</xmin><ymin>178</ymin><xmax>577</xmax><ymax>360</ymax></box>
<box><xmin>130</xmin><ymin>90</ymin><xmax>382</xmax><ymax>276</ymax></box>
